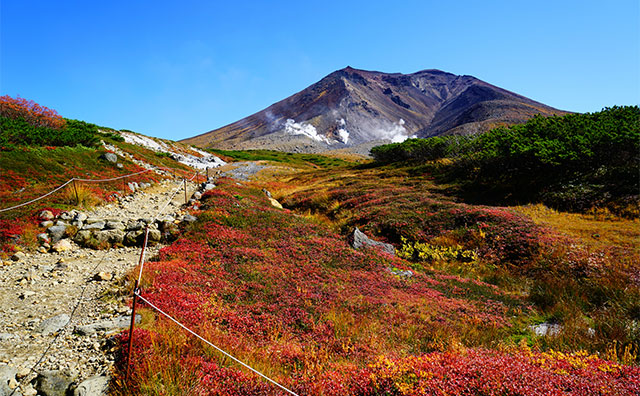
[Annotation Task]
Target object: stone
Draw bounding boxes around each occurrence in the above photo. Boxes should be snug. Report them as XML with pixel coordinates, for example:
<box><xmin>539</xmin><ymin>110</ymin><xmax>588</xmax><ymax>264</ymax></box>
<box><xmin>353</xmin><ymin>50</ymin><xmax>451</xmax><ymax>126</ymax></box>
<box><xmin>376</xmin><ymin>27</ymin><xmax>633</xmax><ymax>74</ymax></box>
<box><xmin>73</xmin><ymin>230</ymin><xmax>92</xmax><ymax>246</ymax></box>
<box><xmin>75</xmin><ymin>213</ymin><xmax>88</xmax><ymax>222</ymax></box>
<box><xmin>147</xmin><ymin>229</ymin><xmax>162</xmax><ymax>242</ymax></box>
<box><xmin>82</xmin><ymin>222</ymin><xmax>105</xmax><ymax>231</ymax></box>
<box><xmin>72</xmin><ymin>375</ymin><xmax>109</xmax><ymax>396</ymax></box>
<box><xmin>34</xmin><ymin>314</ymin><xmax>70</xmax><ymax>335</ymax></box>
<box><xmin>268</xmin><ymin>197</ymin><xmax>283</xmax><ymax>209</ymax></box>
<box><xmin>349</xmin><ymin>227</ymin><xmax>395</xmax><ymax>256</ymax></box>
<box><xmin>0</xmin><ymin>364</ymin><xmax>17</xmax><ymax>396</ymax></box>
<box><xmin>182</xmin><ymin>214</ymin><xmax>197</xmax><ymax>223</ymax></box>
<box><xmin>34</xmin><ymin>370</ymin><xmax>74</xmax><ymax>396</ymax></box>
<box><xmin>203</xmin><ymin>183</ymin><xmax>215</xmax><ymax>191</ymax></box>
<box><xmin>16</xmin><ymin>367</ymin><xmax>31</xmax><ymax>379</ymax></box>
<box><xmin>58</xmin><ymin>212</ymin><xmax>73</xmax><ymax>221</ymax></box>
<box><xmin>84</xmin><ymin>218</ymin><xmax>101</xmax><ymax>224</ymax></box>
<box><xmin>7</xmin><ymin>378</ymin><xmax>18</xmax><ymax>389</ymax></box>
<box><xmin>262</xmin><ymin>188</ymin><xmax>272</xmax><ymax>198</ymax></box>
<box><xmin>11</xmin><ymin>251</ymin><xmax>26</xmax><ymax>261</ymax></box>
<box><xmin>93</xmin><ymin>230</ymin><xmax>124</xmax><ymax>245</ymax></box>
<box><xmin>39</xmin><ymin>210</ymin><xmax>55</xmax><ymax>221</ymax></box>
<box><xmin>124</xmin><ymin>230</ymin><xmax>144</xmax><ymax>246</ymax></box>
<box><xmin>116</xmin><ymin>163</ymin><xmax>123</xmax><ymax>169</ymax></box>
<box><xmin>51</xmin><ymin>239</ymin><xmax>73</xmax><ymax>253</ymax></box>
<box><xmin>127</xmin><ymin>182</ymin><xmax>137</xmax><ymax>193</ymax></box>
<box><xmin>99</xmin><ymin>152</ymin><xmax>118</xmax><ymax>163</ymax></box>
<box><xmin>125</xmin><ymin>220</ymin><xmax>145</xmax><ymax>231</ymax></box>
<box><xmin>37</xmin><ymin>233</ymin><xmax>51</xmax><ymax>245</ymax></box>
<box><xmin>104</xmin><ymin>221</ymin><xmax>124</xmax><ymax>230</ymax></box>
<box><xmin>389</xmin><ymin>268</ymin><xmax>413</xmax><ymax>278</ymax></box>
<box><xmin>75</xmin><ymin>315</ymin><xmax>140</xmax><ymax>336</ymax></box>
<box><xmin>529</xmin><ymin>322</ymin><xmax>562</xmax><ymax>337</ymax></box>
<box><xmin>46</xmin><ymin>225</ymin><xmax>67</xmax><ymax>243</ymax></box>
<box><xmin>93</xmin><ymin>272</ymin><xmax>112</xmax><ymax>281</ymax></box>
<box><xmin>193</xmin><ymin>191</ymin><xmax>202</xmax><ymax>200</ymax></box>
<box><xmin>40</xmin><ymin>220</ymin><xmax>54</xmax><ymax>228</ymax></box>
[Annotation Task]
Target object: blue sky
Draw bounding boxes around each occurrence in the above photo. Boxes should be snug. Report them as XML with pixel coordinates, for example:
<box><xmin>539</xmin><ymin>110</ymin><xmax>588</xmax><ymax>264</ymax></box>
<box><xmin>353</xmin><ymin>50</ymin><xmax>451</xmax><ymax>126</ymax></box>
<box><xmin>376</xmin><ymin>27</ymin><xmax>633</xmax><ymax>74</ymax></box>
<box><xmin>1</xmin><ymin>0</ymin><xmax>638</xmax><ymax>140</ymax></box>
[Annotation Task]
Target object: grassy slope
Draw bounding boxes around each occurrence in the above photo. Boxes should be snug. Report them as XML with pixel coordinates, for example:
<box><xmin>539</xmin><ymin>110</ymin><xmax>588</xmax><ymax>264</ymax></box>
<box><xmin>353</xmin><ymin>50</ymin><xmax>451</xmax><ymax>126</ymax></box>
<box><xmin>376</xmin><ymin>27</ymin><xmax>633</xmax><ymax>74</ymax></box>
<box><xmin>113</xmin><ymin>155</ymin><xmax>639</xmax><ymax>395</ymax></box>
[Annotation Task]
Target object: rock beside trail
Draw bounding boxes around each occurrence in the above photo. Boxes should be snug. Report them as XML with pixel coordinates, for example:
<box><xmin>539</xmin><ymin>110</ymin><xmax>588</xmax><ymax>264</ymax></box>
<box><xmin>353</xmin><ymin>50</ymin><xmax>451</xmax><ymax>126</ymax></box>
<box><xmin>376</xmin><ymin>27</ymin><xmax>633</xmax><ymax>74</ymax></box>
<box><xmin>0</xmin><ymin>365</ymin><xmax>17</xmax><ymax>396</ymax></box>
<box><xmin>11</xmin><ymin>252</ymin><xmax>26</xmax><ymax>262</ymax></box>
<box><xmin>35</xmin><ymin>314</ymin><xmax>70</xmax><ymax>335</ymax></box>
<box><xmin>349</xmin><ymin>227</ymin><xmax>395</xmax><ymax>256</ymax></box>
<box><xmin>51</xmin><ymin>239</ymin><xmax>73</xmax><ymax>253</ymax></box>
<box><xmin>39</xmin><ymin>210</ymin><xmax>55</xmax><ymax>221</ymax></box>
<box><xmin>46</xmin><ymin>225</ymin><xmax>67</xmax><ymax>244</ymax></box>
<box><xmin>75</xmin><ymin>315</ymin><xmax>141</xmax><ymax>336</ymax></box>
<box><xmin>72</xmin><ymin>375</ymin><xmax>109</xmax><ymax>396</ymax></box>
<box><xmin>34</xmin><ymin>370</ymin><xmax>75</xmax><ymax>396</ymax></box>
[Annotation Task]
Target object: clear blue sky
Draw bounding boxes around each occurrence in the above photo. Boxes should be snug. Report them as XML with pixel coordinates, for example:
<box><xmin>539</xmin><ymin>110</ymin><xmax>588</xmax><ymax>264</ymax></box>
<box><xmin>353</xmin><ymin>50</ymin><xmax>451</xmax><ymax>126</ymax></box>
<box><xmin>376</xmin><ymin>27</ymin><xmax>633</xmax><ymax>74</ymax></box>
<box><xmin>1</xmin><ymin>0</ymin><xmax>638</xmax><ymax>140</ymax></box>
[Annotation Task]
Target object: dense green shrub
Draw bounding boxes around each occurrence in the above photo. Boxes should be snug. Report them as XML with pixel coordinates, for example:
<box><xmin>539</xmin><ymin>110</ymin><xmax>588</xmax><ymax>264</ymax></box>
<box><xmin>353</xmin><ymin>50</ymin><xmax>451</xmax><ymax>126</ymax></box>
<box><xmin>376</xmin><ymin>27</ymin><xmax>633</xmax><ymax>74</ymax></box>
<box><xmin>370</xmin><ymin>106</ymin><xmax>640</xmax><ymax>214</ymax></box>
<box><xmin>0</xmin><ymin>116</ymin><xmax>100</xmax><ymax>148</ymax></box>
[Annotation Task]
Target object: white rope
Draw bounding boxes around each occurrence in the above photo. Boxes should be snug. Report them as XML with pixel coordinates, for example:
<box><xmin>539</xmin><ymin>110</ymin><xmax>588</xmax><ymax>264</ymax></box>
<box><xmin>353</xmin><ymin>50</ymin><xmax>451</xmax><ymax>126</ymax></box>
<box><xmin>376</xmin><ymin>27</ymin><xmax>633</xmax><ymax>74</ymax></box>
<box><xmin>0</xmin><ymin>179</ymin><xmax>75</xmax><ymax>213</ymax></box>
<box><xmin>0</xmin><ymin>167</ymin><xmax>162</xmax><ymax>213</ymax></box>
<box><xmin>135</xmin><ymin>292</ymin><xmax>300</xmax><ymax>396</ymax></box>
<box><xmin>74</xmin><ymin>168</ymin><xmax>153</xmax><ymax>182</ymax></box>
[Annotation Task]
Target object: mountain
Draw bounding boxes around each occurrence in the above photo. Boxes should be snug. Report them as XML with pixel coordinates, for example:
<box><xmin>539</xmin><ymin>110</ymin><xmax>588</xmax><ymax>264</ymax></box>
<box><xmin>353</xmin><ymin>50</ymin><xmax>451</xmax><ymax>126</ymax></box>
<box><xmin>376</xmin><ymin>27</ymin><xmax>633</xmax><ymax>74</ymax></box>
<box><xmin>182</xmin><ymin>67</ymin><xmax>567</xmax><ymax>152</ymax></box>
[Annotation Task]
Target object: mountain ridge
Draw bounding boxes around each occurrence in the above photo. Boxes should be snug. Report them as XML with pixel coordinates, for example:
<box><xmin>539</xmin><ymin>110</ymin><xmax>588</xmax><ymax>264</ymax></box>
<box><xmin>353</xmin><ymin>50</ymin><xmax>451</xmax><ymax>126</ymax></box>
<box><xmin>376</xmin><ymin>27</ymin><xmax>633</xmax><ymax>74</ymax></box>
<box><xmin>183</xmin><ymin>67</ymin><xmax>568</xmax><ymax>152</ymax></box>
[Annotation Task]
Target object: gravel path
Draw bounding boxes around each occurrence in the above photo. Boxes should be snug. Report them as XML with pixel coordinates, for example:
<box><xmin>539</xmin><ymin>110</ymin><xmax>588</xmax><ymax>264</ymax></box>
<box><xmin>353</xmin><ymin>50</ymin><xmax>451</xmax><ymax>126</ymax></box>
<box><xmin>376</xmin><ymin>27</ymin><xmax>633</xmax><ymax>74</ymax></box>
<box><xmin>0</xmin><ymin>177</ymin><xmax>201</xmax><ymax>395</ymax></box>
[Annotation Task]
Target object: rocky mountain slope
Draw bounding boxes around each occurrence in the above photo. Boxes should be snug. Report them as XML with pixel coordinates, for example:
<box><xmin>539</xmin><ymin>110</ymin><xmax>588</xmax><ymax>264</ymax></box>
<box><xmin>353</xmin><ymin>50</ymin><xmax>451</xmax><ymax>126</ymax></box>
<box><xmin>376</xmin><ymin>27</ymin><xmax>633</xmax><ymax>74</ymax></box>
<box><xmin>183</xmin><ymin>67</ymin><xmax>567</xmax><ymax>152</ymax></box>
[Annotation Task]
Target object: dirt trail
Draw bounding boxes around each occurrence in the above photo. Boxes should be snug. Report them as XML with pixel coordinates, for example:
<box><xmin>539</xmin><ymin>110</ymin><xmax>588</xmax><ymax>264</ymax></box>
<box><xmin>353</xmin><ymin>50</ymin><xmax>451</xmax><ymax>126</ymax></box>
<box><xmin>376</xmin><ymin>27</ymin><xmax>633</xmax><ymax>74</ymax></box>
<box><xmin>0</xmin><ymin>176</ymin><xmax>201</xmax><ymax>395</ymax></box>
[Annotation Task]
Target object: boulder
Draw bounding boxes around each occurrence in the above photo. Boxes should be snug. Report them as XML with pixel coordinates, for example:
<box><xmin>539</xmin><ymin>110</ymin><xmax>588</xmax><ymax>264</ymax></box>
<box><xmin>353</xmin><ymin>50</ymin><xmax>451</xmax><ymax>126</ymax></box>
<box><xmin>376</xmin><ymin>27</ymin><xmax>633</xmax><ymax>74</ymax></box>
<box><xmin>94</xmin><ymin>229</ymin><xmax>124</xmax><ymax>245</ymax></box>
<box><xmin>104</xmin><ymin>221</ymin><xmax>124</xmax><ymax>230</ymax></box>
<box><xmin>75</xmin><ymin>212</ymin><xmax>88</xmax><ymax>222</ymax></box>
<box><xmin>37</xmin><ymin>233</ymin><xmax>51</xmax><ymax>245</ymax></box>
<box><xmin>0</xmin><ymin>364</ymin><xmax>18</xmax><ymax>396</ymax></box>
<box><xmin>268</xmin><ymin>197</ymin><xmax>283</xmax><ymax>209</ymax></box>
<box><xmin>75</xmin><ymin>315</ymin><xmax>140</xmax><ymax>336</ymax></box>
<box><xmin>35</xmin><ymin>314</ymin><xmax>69</xmax><ymax>335</ymax></box>
<box><xmin>203</xmin><ymin>183</ymin><xmax>215</xmax><ymax>191</ymax></box>
<box><xmin>125</xmin><ymin>220</ymin><xmax>145</xmax><ymax>231</ymax></box>
<box><xmin>72</xmin><ymin>375</ymin><xmax>109</xmax><ymax>396</ymax></box>
<box><xmin>193</xmin><ymin>191</ymin><xmax>202</xmax><ymax>200</ymax></box>
<box><xmin>58</xmin><ymin>212</ymin><xmax>73</xmax><ymax>221</ymax></box>
<box><xmin>39</xmin><ymin>210</ymin><xmax>55</xmax><ymax>221</ymax></box>
<box><xmin>73</xmin><ymin>230</ymin><xmax>92</xmax><ymax>246</ymax></box>
<box><xmin>349</xmin><ymin>227</ymin><xmax>395</xmax><ymax>256</ymax></box>
<box><xmin>99</xmin><ymin>152</ymin><xmax>118</xmax><ymax>163</ymax></box>
<box><xmin>124</xmin><ymin>230</ymin><xmax>144</xmax><ymax>246</ymax></box>
<box><xmin>262</xmin><ymin>188</ymin><xmax>272</xmax><ymax>198</ymax></box>
<box><xmin>47</xmin><ymin>225</ymin><xmax>67</xmax><ymax>243</ymax></box>
<box><xmin>51</xmin><ymin>239</ymin><xmax>73</xmax><ymax>253</ymax></box>
<box><xmin>40</xmin><ymin>220</ymin><xmax>54</xmax><ymax>228</ymax></box>
<box><xmin>182</xmin><ymin>215</ymin><xmax>197</xmax><ymax>223</ymax></box>
<box><xmin>34</xmin><ymin>370</ymin><xmax>74</xmax><ymax>396</ymax></box>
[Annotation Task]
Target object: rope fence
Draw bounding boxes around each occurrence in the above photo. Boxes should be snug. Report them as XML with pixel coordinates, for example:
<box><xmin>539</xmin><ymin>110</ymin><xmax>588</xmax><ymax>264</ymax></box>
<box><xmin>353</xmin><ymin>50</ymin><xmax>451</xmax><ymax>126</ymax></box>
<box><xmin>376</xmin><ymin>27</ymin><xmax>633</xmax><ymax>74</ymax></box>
<box><xmin>3</xmin><ymin>162</ymin><xmax>297</xmax><ymax>394</ymax></box>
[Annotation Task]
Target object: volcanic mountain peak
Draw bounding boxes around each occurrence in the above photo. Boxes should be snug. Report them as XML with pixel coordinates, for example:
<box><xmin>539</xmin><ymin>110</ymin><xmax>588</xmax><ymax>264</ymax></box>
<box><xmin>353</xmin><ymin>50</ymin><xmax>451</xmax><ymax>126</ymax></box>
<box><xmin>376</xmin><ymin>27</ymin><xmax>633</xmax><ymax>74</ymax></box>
<box><xmin>183</xmin><ymin>67</ymin><xmax>566</xmax><ymax>153</ymax></box>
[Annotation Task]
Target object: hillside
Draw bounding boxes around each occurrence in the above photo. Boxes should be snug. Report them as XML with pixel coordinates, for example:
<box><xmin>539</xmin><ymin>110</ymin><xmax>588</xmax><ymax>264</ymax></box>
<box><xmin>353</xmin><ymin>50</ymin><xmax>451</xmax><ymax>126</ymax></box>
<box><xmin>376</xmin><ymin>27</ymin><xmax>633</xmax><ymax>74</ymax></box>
<box><xmin>182</xmin><ymin>67</ymin><xmax>567</xmax><ymax>152</ymax></box>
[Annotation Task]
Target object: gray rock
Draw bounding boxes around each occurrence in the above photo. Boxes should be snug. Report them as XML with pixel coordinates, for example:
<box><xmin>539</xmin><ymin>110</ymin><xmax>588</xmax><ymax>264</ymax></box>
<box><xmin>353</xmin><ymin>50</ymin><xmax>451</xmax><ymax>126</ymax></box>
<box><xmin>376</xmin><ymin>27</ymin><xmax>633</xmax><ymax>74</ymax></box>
<box><xmin>35</xmin><ymin>314</ymin><xmax>69</xmax><ymax>335</ymax></box>
<box><xmin>349</xmin><ymin>227</ymin><xmax>395</xmax><ymax>256</ymax></box>
<box><xmin>82</xmin><ymin>222</ymin><xmax>105</xmax><ymax>231</ymax></box>
<box><xmin>104</xmin><ymin>221</ymin><xmax>124</xmax><ymax>230</ymax></box>
<box><xmin>147</xmin><ymin>229</ymin><xmax>162</xmax><ymax>242</ymax></box>
<box><xmin>37</xmin><ymin>233</ymin><xmax>51</xmax><ymax>245</ymax></box>
<box><xmin>529</xmin><ymin>322</ymin><xmax>562</xmax><ymax>337</ymax></box>
<box><xmin>47</xmin><ymin>225</ymin><xmax>67</xmax><ymax>243</ymax></box>
<box><xmin>182</xmin><ymin>215</ymin><xmax>197</xmax><ymax>223</ymax></box>
<box><xmin>75</xmin><ymin>213</ymin><xmax>88</xmax><ymax>222</ymax></box>
<box><xmin>116</xmin><ymin>163</ymin><xmax>123</xmax><ymax>169</ymax></box>
<box><xmin>99</xmin><ymin>152</ymin><xmax>118</xmax><ymax>163</ymax></box>
<box><xmin>73</xmin><ymin>230</ymin><xmax>92</xmax><ymax>246</ymax></box>
<box><xmin>39</xmin><ymin>210</ymin><xmax>55</xmax><ymax>221</ymax></box>
<box><xmin>125</xmin><ymin>220</ymin><xmax>145</xmax><ymax>231</ymax></box>
<box><xmin>193</xmin><ymin>191</ymin><xmax>202</xmax><ymax>200</ymax></box>
<box><xmin>262</xmin><ymin>188</ymin><xmax>272</xmax><ymax>198</ymax></box>
<box><xmin>75</xmin><ymin>315</ymin><xmax>141</xmax><ymax>336</ymax></box>
<box><xmin>93</xmin><ymin>230</ymin><xmax>124</xmax><ymax>245</ymax></box>
<box><xmin>71</xmin><ymin>220</ymin><xmax>83</xmax><ymax>229</ymax></box>
<box><xmin>84</xmin><ymin>218</ymin><xmax>101</xmax><ymax>224</ymax></box>
<box><xmin>40</xmin><ymin>220</ymin><xmax>54</xmax><ymax>228</ymax></box>
<box><xmin>72</xmin><ymin>375</ymin><xmax>109</xmax><ymax>396</ymax></box>
<box><xmin>124</xmin><ymin>230</ymin><xmax>144</xmax><ymax>246</ymax></box>
<box><xmin>58</xmin><ymin>212</ymin><xmax>73</xmax><ymax>221</ymax></box>
<box><xmin>34</xmin><ymin>370</ymin><xmax>74</xmax><ymax>396</ymax></box>
<box><xmin>389</xmin><ymin>268</ymin><xmax>413</xmax><ymax>278</ymax></box>
<box><xmin>203</xmin><ymin>183</ymin><xmax>215</xmax><ymax>191</ymax></box>
<box><xmin>51</xmin><ymin>239</ymin><xmax>73</xmax><ymax>253</ymax></box>
<box><xmin>0</xmin><ymin>364</ymin><xmax>18</xmax><ymax>396</ymax></box>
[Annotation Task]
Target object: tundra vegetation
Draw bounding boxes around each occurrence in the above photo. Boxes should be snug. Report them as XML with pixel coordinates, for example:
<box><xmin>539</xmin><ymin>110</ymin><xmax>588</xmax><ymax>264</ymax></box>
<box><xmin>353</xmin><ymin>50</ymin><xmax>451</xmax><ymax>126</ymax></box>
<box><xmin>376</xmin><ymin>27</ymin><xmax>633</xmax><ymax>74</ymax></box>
<box><xmin>1</xmin><ymin>98</ymin><xmax>638</xmax><ymax>394</ymax></box>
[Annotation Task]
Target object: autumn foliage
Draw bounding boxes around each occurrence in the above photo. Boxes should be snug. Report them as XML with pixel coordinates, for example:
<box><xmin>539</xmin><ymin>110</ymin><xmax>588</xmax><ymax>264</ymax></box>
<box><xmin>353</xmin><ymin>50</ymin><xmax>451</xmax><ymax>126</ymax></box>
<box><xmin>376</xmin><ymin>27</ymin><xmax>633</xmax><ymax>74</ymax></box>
<box><xmin>0</xmin><ymin>95</ymin><xmax>66</xmax><ymax>129</ymax></box>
